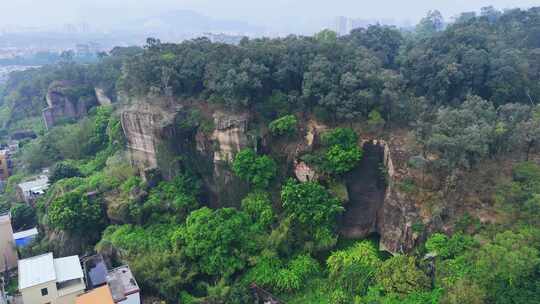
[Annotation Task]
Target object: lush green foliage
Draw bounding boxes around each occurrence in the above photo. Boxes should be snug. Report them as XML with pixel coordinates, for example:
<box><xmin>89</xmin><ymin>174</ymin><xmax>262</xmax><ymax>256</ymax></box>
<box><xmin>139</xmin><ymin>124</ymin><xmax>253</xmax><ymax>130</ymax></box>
<box><xmin>173</xmin><ymin>207</ymin><xmax>258</xmax><ymax>277</ymax></box>
<box><xmin>5</xmin><ymin>7</ymin><xmax>540</xmax><ymax>304</ymax></box>
<box><xmin>241</xmin><ymin>191</ymin><xmax>274</xmax><ymax>230</ymax></box>
<box><xmin>327</xmin><ymin>241</ymin><xmax>381</xmax><ymax>296</ymax></box>
<box><xmin>47</xmin><ymin>190</ymin><xmax>105</xmax><ymax>238</ymax></box>
<box><xmin>375</xmin><ymin>255</ymin><xmax>431</xmax><ymax>297</ymax></box>
<box><xmin>269</xmin><ymin>115</ymin><xmax>298</xmax><ymax>136</ymax></box>
<box><xmin>232</xmin><ymin>149</ymin><xmax>277</xmax><ymax>188</ymax></box>
<box><xmin>137</xmin><ymin>174</ymin><xmax>200</xmax><ymax>223</ymax></box>
<box><xmin>49</xmin><ymin>162</ymin><xmax>82</xmax><ymax>184</ymax></box>
<box><xmin>10</xmin><ymin>203</ymin><xmax>37</xmax><ymax>231</ymax></box>
<box><xmin>324</xmin><ymin>144</ymin><xmax>363</xmax><ymax>174</ymax></box>
<box><xmin>281</xmin><ymin>179</ymin><xmax>344</xmax><ymax>251</ymax></box>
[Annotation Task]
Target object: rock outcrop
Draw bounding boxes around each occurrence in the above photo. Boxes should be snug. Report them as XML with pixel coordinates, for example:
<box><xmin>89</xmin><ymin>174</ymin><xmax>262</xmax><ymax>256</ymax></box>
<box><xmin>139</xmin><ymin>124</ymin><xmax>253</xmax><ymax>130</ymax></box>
<box><xmin>121</xmin><ymin>103</ymin><xmax>176</xmax><ymax>170</ymax></box>
<box><xmin>211</xmin><ymin>111</ymin><xmax>249</xmax><ymax>163</ymax></box>
<box><xmin>375</xmin><ymin>138</ymin><xmax>420</xmax><ymax>253</ymax></box>
<box><xmin>197</xmin><ymin>110</ymin><xmax>251</xmax><ymax>206</ymax></box>
<box><xmin>340</xmin><ymin>137</ymin><xmax>421</xmax><ymax>254</ymax></box>
<box><xmin>95</xmin><ymin>87</ymin><xmax>112</xmax><ymax>105</ymax></box>
<box><xmin>42</xmin><ymin>81</ymin><xmax>98</xmax><ymax>129</ymax></box>
<box><xmin>121</xmin><ymin>103</ymin><xmax>250</xmax><ymax>206</ymax></box>
<box><xmin>121</xmin><ymin>103</ymin><xmax>422</xmax><ymax>252</ymax></box>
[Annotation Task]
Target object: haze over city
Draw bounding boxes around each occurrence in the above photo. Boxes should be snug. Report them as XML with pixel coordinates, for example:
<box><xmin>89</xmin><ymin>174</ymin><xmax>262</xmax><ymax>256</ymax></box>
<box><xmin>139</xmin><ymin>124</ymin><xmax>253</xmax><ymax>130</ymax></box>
<box><xmin>1</xmin><ymin>0</ymin><xmax>539</xmax><ymax>33</ymax></box>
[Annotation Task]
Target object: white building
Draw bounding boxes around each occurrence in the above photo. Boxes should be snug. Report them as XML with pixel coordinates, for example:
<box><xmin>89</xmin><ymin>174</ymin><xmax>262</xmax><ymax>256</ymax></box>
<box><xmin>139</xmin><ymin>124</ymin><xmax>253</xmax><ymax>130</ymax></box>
<box><xmin>17</xmin><ymin>175</ymin><xmax>49</xmax><ymax>203</ymax></box>
<box><xmin>19</xmin><ymin>253</ymin><xmax>85</xmax><ymax>304</ymax></box>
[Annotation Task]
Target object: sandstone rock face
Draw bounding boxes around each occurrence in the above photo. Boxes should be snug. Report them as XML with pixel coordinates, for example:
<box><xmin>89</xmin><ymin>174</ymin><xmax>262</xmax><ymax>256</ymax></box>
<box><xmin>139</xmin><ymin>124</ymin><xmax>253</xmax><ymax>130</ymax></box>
<box><xmin>375</xmin><ymin>138</ymin><xmax>419</xmax><ymax>254</ymax></box>
<box><xmin>211</xmin><ymin>111</ymin><xmax>249</xmax><ymax>163</ymax></box>
<box><xmin>95</xmin><ymin>87</ymin><xmax>112</xmax><ymax>105</ymax></box>
<box><xmin>121</xmin><ymin>103</ymin><xmax>250</xmax><ymax>206</ymax></box>
<box><xmin>339</xmin><ymin>137</ymin><xmax>419</xmax><ymax>254</ymax></box>
<box><xmin>42</xmin><ymin>81</ymin><xmax>96</xmax><ymax>129</ymax></box>
<box><xmin>206</xmin><ymin>110</ymin><xmax>251</xmax><ymax>205</ymax></box>
<box><xmin>121</xmin><ymin>103</ymin><xmax>172</xmax><ymax>170</ymax></box>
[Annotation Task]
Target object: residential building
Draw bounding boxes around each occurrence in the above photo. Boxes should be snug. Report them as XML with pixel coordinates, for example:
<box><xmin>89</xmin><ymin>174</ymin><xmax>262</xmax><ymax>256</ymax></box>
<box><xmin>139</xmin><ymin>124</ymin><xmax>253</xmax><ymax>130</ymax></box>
<box><xmin>0</xmin><ymin>212</ymin><xmax>17</xmax><ymax>271</ymax></box>
<box><xmin>19</xmin><ymin>253</ymin><xmax>85</xmax><ymax>304</ymax></box>
<box><xmin>80</xmin><ymin>255</ymin><xmax>141</xmax><ymax>304</ymax></box>
<box><xmin>107</xmin><ymin>266</ymin><xmax>141</xmax><ymax>304</ymax></box>
<box><xmin>75</xmin><ymin>286</ymin><xmax>114</xmax><ymax>304</ymax></box>
<box><xmin>82</xmin><ymin>255</ymin><xmax>108</xmax><ymax>290</ymax></box>
<box><xmin>13</xmin><ymin>227</ymin><xmax>38</xmax><ymax>248</ymax></box>
<box><xmin>16</xmin><ymin>175</ymin><xmax>49</xmax><ymax>204</ymax></box>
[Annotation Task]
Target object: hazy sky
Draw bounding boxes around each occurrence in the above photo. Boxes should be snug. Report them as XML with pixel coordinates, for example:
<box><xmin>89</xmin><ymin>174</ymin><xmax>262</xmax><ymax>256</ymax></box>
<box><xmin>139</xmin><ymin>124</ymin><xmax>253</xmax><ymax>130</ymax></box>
<box><xmin>0</xmin><ymin>0</ymin><xmax>538</xmax><ymax>30</ymax></box>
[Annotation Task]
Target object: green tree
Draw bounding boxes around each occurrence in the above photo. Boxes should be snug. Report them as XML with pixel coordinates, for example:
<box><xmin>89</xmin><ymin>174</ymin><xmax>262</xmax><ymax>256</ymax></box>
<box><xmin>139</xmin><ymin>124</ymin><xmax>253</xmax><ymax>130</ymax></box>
<box><xmin>10</xmin><ymin>203</ymin><xmax>37</xmax><ymax>231</ymax></box>
<box><xmin>427</xmin><ymin>95</ymin><xmax>496</xmax><ymax>170</ymax></box>
<box><xmin>48</xmin><ymin>191</ymin><xmax>105</xmax><ymax>238</ymax></box>
<box><xmin>426</xmin><ymin>233</ymin><xmax>476</xmax><ymax>259</ymax></box>
<box><xmin>142</xmin><ymin>174</ymin><xmax>200</xmax><ymax>223</ymax></box>
<box><xmin>327</xmin><ymin>241</ymin><xmax>381</xmax><ymax>296</ymax></box>
<box><xmin>321</xmin><ymin>128</ymin><xmax>358</xmax><ymax>148</ymax></box>
<box><xmin>416</xmin><ymin>10</ymin><xmax>444</xmax><ymax>37</ymax></box>
<box><xmin>232</xmin><ymin>149</ymin><xmax>277</xmax><ymax>188</ymax></box>
<box><xmin>241</xmin><ymin>191</ymin><xmax>274</xmax><ymax>230</ymax></box>
<box><xmin>281</xmin><ymin>179</ymin><xmax>344</xmax><ymax>251</ymax></box>
<box><xmin>174</xmin><ymin>207</ymin><xmax>257</xmax><ymax>277</ymax></box>
<box><xmin>375</xmin><ymin>255</ymin><xmax>431</xmax><ymax>297</ymax></box>
<box><xmin>49</xmin><ymin>162</ymin><xmax>82</xmax><ymax>184</ymax></box>
<box><xmin>323</xmin><ymin>144</ymin><xmax>363</xmax><ymax>174</ymax></box>
<box><xmin>269</xmin><ymin>114</ymin><xmax>298</xmax><ymax>136</ymax></box>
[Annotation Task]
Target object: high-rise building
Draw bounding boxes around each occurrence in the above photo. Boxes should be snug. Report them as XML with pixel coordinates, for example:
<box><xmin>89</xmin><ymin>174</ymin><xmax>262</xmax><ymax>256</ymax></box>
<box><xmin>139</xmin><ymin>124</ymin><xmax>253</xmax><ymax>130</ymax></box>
<box><xmin>334</xmin><ymin>16</ymin><xmax>348</xmax><ymax>36</ymax></box>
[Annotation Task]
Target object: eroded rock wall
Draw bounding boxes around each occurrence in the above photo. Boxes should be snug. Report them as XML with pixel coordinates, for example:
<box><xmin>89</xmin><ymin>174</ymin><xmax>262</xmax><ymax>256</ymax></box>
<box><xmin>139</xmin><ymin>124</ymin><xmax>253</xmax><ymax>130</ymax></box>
<box><xmin>121</xmin><ymin>103</ymin><xmax>175</xmax><ymax>170</ymax></box>
<box><xmin>42</xmin><ymin>81</ymin><xmax>97</xmax><ymax>129</ymax></box>
<box><xmin>375</xmin><ymin>138</ymin><xmax>420</xmax><ymax>253</ymax></box>
<box><xmin>121</xmin><ymin>103</ymin><xmax>250</xmax><ymax>206</ymax></box>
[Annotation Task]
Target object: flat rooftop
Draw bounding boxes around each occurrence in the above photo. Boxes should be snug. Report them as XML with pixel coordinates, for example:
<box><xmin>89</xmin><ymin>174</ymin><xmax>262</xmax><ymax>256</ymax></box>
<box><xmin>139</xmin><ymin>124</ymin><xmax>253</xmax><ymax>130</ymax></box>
<box><xmin>18</xmin><ymin>253</ymin><xmax>56</xmax><ymax>289</ymax></box>
<box><xmin>13</xmin><ymin>227</ymin><xmax>38</xmax><ymax>240</ymax></box>
<box><xmin>107</xmin><ymin>265</ymin><xmax>139</xmax><ymax>301</ymax></box>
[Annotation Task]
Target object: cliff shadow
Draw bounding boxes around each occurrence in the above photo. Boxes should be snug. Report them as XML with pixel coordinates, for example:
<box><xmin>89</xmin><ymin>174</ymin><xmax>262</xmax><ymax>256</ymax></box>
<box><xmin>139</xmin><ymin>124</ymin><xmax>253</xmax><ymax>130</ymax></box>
<box><xmin>339</xmin><ymin>140</ymin><xmax>387</xmax><ymax>238</ymax></box>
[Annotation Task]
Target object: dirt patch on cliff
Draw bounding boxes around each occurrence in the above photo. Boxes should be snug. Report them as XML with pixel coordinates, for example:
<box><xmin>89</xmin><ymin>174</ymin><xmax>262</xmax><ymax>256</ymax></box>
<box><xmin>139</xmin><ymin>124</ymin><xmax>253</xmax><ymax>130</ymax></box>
<box><xmin>340</xmin><ymin>141</ymin><xmax>387</xmax><ymax>238</ymax></box>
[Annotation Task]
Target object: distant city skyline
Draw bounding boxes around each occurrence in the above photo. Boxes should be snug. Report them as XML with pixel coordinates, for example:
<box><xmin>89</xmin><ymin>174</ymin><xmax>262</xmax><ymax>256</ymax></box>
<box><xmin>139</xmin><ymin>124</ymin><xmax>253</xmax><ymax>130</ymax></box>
<box><xmin>0</xmin><ymin>0</ymin><xmax>538</xmax><ymax>34</ymax></box>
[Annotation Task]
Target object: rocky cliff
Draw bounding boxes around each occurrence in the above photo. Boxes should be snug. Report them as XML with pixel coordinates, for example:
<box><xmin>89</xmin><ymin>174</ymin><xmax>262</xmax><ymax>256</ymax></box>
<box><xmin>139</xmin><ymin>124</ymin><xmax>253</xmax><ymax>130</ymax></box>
<box><xmin>293</xmin><ymin>124</ymin><xmax>422</xmax><ymax>254</ymax></box>
<box><xmin>42</xmin><ymin>81</ymin><xmax>99</xmax><ymax>129</ymax></box>
<box><xmin>120</xmin><ymin>101</ymin><xmax>424</xmax><ymax>253</ymax></box>
<box><xmin>121</xmin><ymin>102</ymin><xmax>250</xmax><ymax>206</ymax></box>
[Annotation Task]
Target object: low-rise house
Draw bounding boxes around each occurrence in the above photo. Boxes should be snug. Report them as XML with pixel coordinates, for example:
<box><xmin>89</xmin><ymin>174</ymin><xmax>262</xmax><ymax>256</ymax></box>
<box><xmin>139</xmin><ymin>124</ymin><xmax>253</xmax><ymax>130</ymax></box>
<box><xmin>0</xmin><ymin>212</ymin><xmax>17</xmax><ymax>271</ymax></box>
<box><xmin>16</xmin><ymin>175</ymin><xmax>49</xmax><ymax>204</ymax></box>
<box><xmin>13</xmin><ymin>227</ymin><xmax>38</xmax><ymax>248</ymax></box>
<box><xmin>78</xmin><ymin>258</ymin><xmax>141</xmax><ymax>304</ymax></box>
<box><xmin>19</xmin><ymin>253</ymin><xmax>85</xmax><ymax>304</ymax></box>
<box><xmin>75</xmin><ymin>286</ymin><xmax>114</xmax><ymax>304</ymax></box>
<box><xmin>107</xmin><ymin>265</ymin><xmax>141</xmax><ymax>304</ymax></box>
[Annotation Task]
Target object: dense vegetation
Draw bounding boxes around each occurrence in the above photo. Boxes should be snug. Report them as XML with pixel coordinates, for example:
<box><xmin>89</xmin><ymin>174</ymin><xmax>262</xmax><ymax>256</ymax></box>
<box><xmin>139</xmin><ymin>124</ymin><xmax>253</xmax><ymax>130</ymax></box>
<box><xmin>1</xmin><ymin>6</ymin><xmax>540</xmax><ymax>304</ymax></box>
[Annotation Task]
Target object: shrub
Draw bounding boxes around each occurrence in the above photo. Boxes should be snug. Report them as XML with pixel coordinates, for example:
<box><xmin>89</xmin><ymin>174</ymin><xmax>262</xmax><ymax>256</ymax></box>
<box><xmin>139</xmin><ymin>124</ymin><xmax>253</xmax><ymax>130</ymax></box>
<box><xmin>269</xmin><ymin>115</ymin><xmax>297</xmax><ymax>136</ymax></box>
<box><xmin>321</xmin><ymin>128</ymin><xmax>358</xmax><ymax>148</ymax></box>
<box><xmin>49</xmin><ymin>162</ymin><xmax>82</xmax><ymax>184</ymax></box>
<box><xmin>323</xmin><ymin>145</ymin><xmax>363</xmax><ymax>174</ymax></box>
